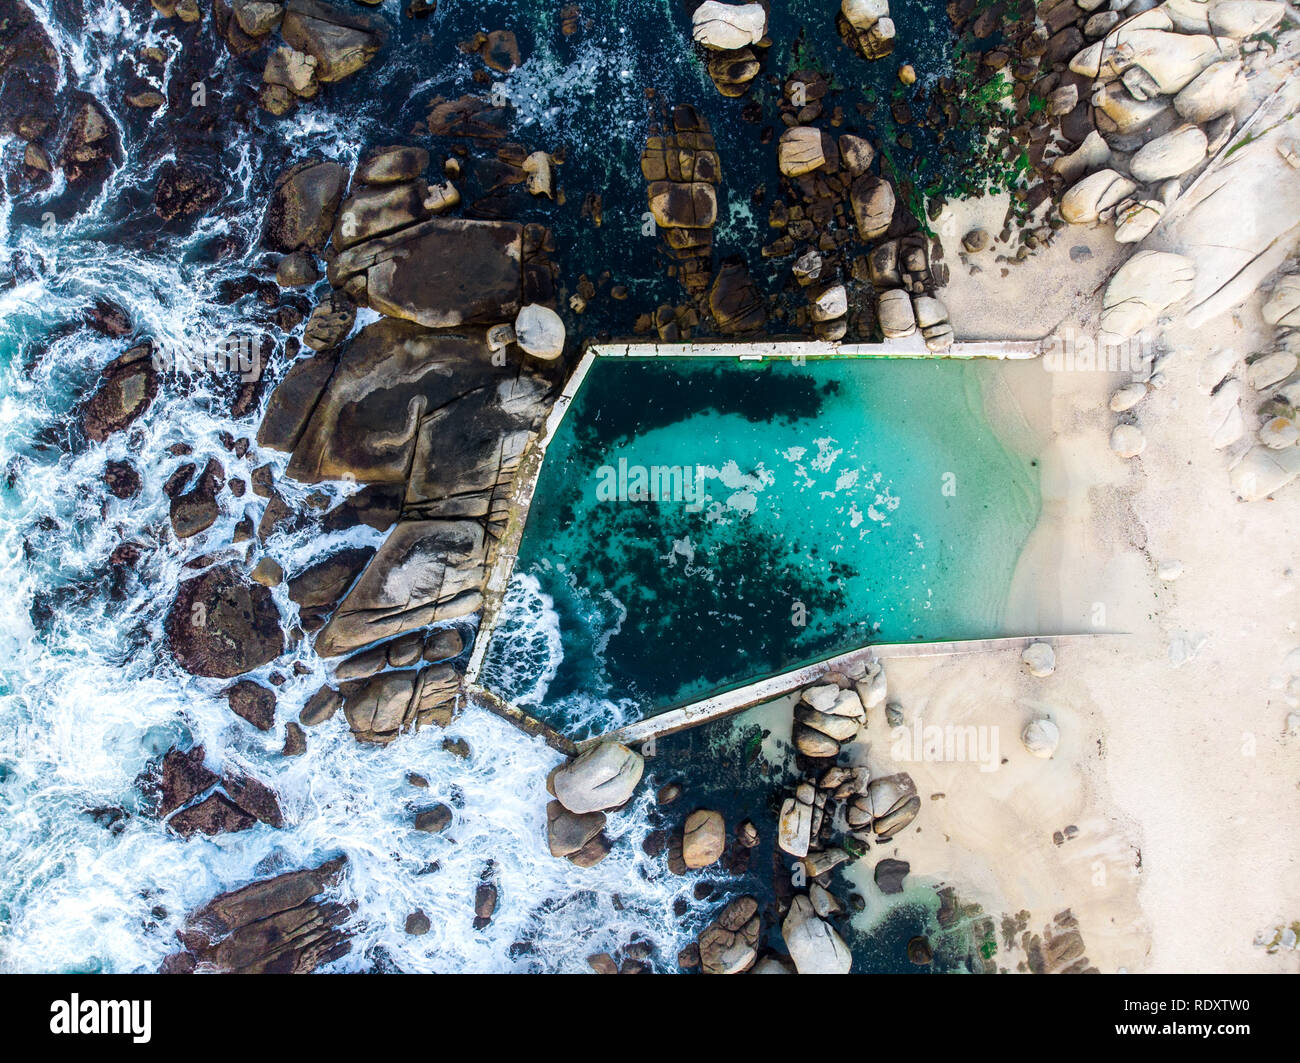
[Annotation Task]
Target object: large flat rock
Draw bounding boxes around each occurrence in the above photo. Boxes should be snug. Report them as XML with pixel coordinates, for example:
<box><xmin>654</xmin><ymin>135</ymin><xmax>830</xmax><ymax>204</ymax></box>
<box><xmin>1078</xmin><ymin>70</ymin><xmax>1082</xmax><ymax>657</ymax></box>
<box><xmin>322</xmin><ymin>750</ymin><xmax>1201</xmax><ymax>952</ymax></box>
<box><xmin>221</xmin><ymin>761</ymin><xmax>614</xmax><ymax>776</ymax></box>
<box><xmin>285</xmin><ymin>318</ymin><xmax>515</xmax><ymax>483</ymax></box>
<box><xmin>314</xmin><ymin>520</ymin><xmax>488</xmax><ymax>657</ymax></box>
<box><xmin>328</xmin><ymin>217</ymin><xmax>522</xmax><ymax>328</ymax></box>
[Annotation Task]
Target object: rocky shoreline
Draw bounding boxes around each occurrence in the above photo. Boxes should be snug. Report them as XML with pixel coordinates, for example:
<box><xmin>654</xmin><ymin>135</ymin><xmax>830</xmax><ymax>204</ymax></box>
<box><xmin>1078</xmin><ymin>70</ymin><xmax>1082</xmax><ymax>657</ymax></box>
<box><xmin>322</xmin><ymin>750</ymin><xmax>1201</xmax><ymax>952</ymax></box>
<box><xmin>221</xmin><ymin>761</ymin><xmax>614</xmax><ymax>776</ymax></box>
<box><xmin>3</xmin><ymin>0</ymin><xmax>1298</xmax><ymax>973</ymax></box>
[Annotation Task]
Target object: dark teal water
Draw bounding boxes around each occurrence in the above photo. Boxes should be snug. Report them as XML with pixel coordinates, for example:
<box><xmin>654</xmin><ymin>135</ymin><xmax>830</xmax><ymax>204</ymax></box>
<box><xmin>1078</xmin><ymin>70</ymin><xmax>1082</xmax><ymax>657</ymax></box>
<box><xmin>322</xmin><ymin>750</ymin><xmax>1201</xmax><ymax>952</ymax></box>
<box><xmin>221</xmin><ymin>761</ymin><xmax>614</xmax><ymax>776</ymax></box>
<box><xmin>482</xmin><ymin>356</ymin><xmax>1040</xmax><ymax>735</ymax></box>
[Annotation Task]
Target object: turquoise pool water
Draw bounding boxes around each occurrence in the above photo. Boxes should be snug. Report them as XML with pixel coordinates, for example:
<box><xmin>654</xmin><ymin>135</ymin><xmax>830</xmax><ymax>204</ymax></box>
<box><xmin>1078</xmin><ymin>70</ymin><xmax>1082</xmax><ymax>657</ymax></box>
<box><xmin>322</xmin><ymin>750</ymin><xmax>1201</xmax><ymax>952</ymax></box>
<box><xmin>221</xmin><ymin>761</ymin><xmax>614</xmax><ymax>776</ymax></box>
<box><xmin>482</xmin><ymin>357</ymin><xmax>1040</xmax><ymax>735</ymax></box>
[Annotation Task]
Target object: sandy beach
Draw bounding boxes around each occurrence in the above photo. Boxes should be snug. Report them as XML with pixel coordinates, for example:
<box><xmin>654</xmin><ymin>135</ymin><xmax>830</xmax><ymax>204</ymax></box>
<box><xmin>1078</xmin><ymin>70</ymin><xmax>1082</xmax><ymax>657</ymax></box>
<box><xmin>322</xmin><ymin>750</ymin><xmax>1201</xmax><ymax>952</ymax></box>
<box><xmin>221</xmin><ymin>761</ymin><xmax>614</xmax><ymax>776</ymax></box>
<box><xmin>787</xmin><ymin>189</ymin><xmax>1300</xmax><ymax>973</ymax></box>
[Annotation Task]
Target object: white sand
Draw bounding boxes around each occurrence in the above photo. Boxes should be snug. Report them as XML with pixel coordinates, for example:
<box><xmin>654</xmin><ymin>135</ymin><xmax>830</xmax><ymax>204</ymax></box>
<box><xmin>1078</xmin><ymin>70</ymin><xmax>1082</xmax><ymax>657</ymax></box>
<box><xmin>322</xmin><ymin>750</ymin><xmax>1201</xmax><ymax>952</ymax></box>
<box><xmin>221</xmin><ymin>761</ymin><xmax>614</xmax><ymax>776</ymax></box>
<box><xmin>820</xmin><ymin>196</ymin><xmax>1300</xmax><ymax>973</ymax></box>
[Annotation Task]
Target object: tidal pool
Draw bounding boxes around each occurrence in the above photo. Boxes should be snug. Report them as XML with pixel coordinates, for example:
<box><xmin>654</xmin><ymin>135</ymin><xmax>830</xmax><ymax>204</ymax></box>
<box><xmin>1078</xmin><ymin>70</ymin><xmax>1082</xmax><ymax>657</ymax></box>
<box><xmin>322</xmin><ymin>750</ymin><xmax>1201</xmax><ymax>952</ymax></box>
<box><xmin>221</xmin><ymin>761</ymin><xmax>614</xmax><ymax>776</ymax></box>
<box><xmin>482</xmin><ymin>356</ymin><xmax>1040</xmax><ymax>737</ymax></box>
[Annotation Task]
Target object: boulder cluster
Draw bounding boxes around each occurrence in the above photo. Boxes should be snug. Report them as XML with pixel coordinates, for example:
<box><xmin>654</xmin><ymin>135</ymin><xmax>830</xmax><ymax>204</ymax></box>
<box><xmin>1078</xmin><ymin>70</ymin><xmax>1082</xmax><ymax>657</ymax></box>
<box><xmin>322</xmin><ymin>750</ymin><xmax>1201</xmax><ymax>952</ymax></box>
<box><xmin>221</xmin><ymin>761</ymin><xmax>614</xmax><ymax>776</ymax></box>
<box><xmin>140</xmin><ymin>745</ymin><xmax>283</xmax><ymax>839</ymax></box>
<box><xmin>545</xmin><ymin>741</ymin><xmax>645</xmax><ymax>868</ymax></box>
<box><xmin>690</xmin><ymin>1</ymin><xmax>770</xmax><ymax>98</ymax></box>
<box><xmin>770</xmin><ymin>71</ymin><xmax>955</xmax><ymax>347</ymax></box>
<box><xmin>838</xmin><ymin>0</ymin><xmax>897</xmax><ymax>61</ymax></box>
<box><xmin>642</xmin><ymin>105</ymin><xmax>724</xmax><ymax>306</ymax></box>
<box><xmin>1055</xmin><ymin>2</ymin><xmax>1283</xmax><ymax>254</ymax></box>
<box><xmin>1227</xmin><ymin>263</ymin><xmax>1300</xmax><ymax>499</ymax></box>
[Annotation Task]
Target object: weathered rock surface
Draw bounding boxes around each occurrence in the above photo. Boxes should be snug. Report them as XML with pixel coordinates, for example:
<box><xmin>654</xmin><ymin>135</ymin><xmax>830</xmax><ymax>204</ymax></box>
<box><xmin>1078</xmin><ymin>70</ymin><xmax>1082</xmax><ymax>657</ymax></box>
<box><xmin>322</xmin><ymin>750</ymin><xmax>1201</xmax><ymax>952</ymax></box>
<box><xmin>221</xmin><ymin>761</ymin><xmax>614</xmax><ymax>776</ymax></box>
<box><xmin>166</xmin><ymin>565</ymin><xmax>284</xmax><ymax>678</ymax></box>
<box><xmin>1131</xmin><ymin>124</ymin><xmax>1208</xmax><ymax>182</ymax></box>
<box><xmin>328</xmin><ymin>218</ymin><xmax>522</xmax><ymax>328</ymax></box>
<box><xmin>280</xmin><ymin>0</ymin><xmax>386</xmax><ymax>83</ymax></box>
<box><xmin>160</xmin><ymin>856</ymin><xmax>350</xmax><ymax>973</ymax></box>
<box><xmin>263</xmin><ymin>158</ymin><xmax>347</xmax><ymax>252</ymax></box>
<box><xmin>1100</xmin><ymin>250</ymin><xmax>1195</xmax><ymax>340</ymax></box>
<box><xmin>82</xmin><ymin>345</ymin><xmax>158</xmax><ymax>443</ymax></box>
<box><xmin>552</xmin><ymin>742</ymin><xmax>644</xmax><ymax>814</ymax></box>
<box><xmin>682</xmin><ymin>809</ymin><xmax>726</xmax><ymax>868</ymax></box>
<box><xmin>697</xmin><ymin>895</ymin><xmax>761</xmax><ymax>974</ymax></box>
<box><xmin>782</xmin><ymin>894</ymin><xmax>852</xmax><ymax>974</ymax></box>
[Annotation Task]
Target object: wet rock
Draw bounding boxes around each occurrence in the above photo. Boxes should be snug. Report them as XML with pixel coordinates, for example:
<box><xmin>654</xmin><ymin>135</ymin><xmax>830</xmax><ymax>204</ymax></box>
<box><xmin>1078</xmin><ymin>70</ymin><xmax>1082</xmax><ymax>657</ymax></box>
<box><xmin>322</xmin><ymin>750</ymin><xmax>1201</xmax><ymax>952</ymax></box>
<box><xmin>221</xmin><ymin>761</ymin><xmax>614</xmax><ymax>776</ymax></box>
<box><xmin>82</xmin><ymin>345</ymin><xmax>158</xmax><ymax>443</ymax></box>
<box><xmin>907</xmin><ymin>935</ymin><xmax>933</xmax><ymax>965</ymax></box>
<box><xmin>356</xmin><ymin>145</ymin><xmax>429</xmax><ymax>186</ymax></box>
<box><xmin>329</xmin><ymin>218</ymin><xmax>522</xmax><ymax>328</ymax></box>
<box><xmin>225</xmin><ymin>679</ymin><xmax>277</xmax><ymax>731</ymax></box>
<box><xmin>165</xmin><ymin>564</ymin><xmax>284</xmax><ymax>678</ymax></box>
<box><xmin>647</xmin><ymin>180</ymin><xmax>718</xmax><ymax>228</ymax></box>
<box><xmin>782</xmin><ymin>894</ymin><xmax>852</xmax><ymax>974</ymax></box>
<box><xmin>682</xmin><ymin>809</ymin><xmax>726</xmax><ymax>868</ymax></box>
<box><xmin>169</xmin><ymin>459</ymin><xmax>224</xmax><ymax>539</ymax></box>
<box><xmin>473</xmin><ymin>867</ymin><xmax>497</xmax><ymax>929</ymax></box>
<box><xmin>103</xmin><ymin>459</ymin><xmax>142</xmax><ymax>499</ymax></box>
<box><xmin>404</xmin><ymin>909</ymin><xmax>431</xmax><ymax>935</ymax></box>
<box><xmin>553</xmin><ymin>742</ymin><xmax>644</xmax><ymax>814</ymax></box>
<box><xmin>300</xmin><ymin>685</ymin><xmax>342</xmax><ymax>726</ymax></box>
<box><xmin>302</xmin><ymin>293</ymin><xmax>355</xmax><ymax>351</ymax></box>
<box><xmin>149</xmin><ymin>746</ymin><xmax>219</xmax><ymax>817</ymax></box>
<box><xmin>286</xmin><ymin>545</ymin><xmax>375</xmax><ymax>630</ymax></box>
<box><xmin>313</xmin><ymin>522</ymin><xmax>487</xmax><ymax>657</ymax></box>
<box><xmin>276</xmin><ymin>251</ymin><xmax>320</xmax><ymax>287</ymax></box>
<box><xmin>697</xmin><ymin>896</ymin><xmax>761</xmax><ymax>975</ymax></box>
<box><xmin>546</xmin><ymin>800</ymin><xmax>606</xmax><ymax>859</ymax></box>
<box><xmin>282</xmin><ymin>722</ymin><xmax>307</xmax><ymax>756</ymax></box>
<box><xmin>709</xmin><ymin>259</ymin><xmax>766</xmax><ymax>333</ymax></box>
<box><xmin>263</xmin><ymin>46</ymin><xmax>319</xmax><ymax>105</ymax></box>
<box><xmin>414</xmin><ymin>803</ymin><xmax>453</xmax><ymax>833</ymax></box>
<box><xmin>169</xmin><ymin>794</ymin><xmax>258</xmax><ymax>838</ymax></box>
<box><xmin>340</xmin><ymin>669</ymin><xmax>422</xmax><ymax>743</ymax></box>
<box><xmin>874</xmin><ymin>857</ymin><xmax>910</xmax><ymax>894</ymax></box>
<box><xmin>281</xmin><ymin>0</ymin><xmax>387</xmax><ymax>83</ymax></box>
<box><xmin>154</xmin><ymin>161</ymin><xmax>222</xmax><ymax>222</ymax></box>
<box><xmin>59</xmin><ymin>99</ymin><xmax>118</xmax><ymax>183</ymax></box>
<box><xmin>159</xmin><ymin>856</ymin><xmax>350</xmax><ymax>973</ymax></box>
<box><xmin>263</xmin><ymin>158</ymin><xmax>347</xmax><ymax>253</ymax></box>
